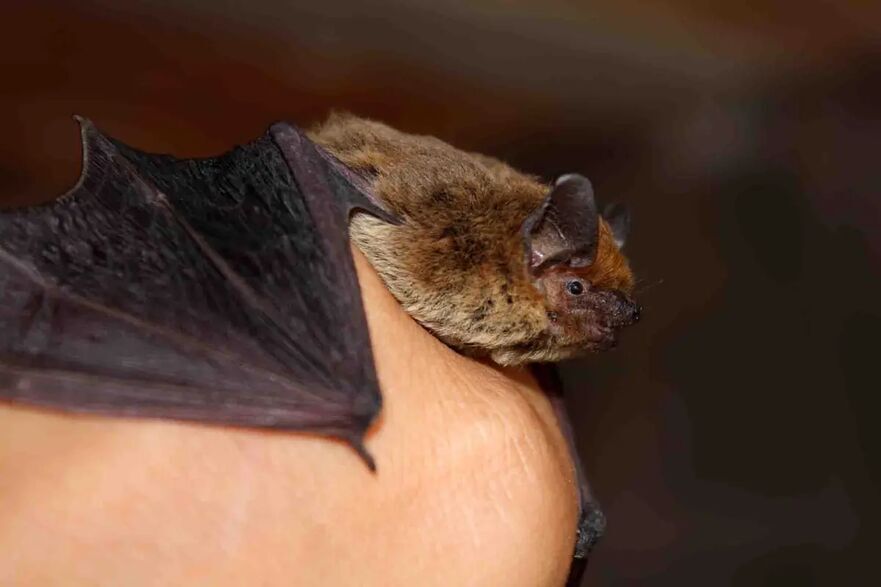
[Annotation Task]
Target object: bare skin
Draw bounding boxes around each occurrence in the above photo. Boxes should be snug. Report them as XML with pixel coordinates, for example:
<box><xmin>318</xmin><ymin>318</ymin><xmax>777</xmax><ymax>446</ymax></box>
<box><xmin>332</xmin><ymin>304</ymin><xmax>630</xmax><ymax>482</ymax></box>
<box><xmin>0</xmin><ymin>250</ymin><xmax>579</xmax><ymax>586</ymax></box>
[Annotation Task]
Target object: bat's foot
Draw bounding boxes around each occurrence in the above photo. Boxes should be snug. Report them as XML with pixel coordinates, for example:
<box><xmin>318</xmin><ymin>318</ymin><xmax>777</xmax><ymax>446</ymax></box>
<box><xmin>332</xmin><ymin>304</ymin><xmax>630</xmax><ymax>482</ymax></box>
<box><xmin>565</xmin><ymin>498</ymin><xmax>605</xmax><ymax>586</ymax></box>
<box><xmin>575</xmin><ymin>498</ymin><xmax>606</xmax><ymax>559</ymax></box>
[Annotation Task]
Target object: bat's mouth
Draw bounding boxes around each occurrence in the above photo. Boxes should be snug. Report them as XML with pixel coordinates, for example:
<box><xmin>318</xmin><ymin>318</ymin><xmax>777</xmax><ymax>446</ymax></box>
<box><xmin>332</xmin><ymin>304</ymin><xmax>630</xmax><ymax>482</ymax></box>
<box><xmin>584</xmin><ymin>293</ymin><xmax>641</xmax><ymax>351</ymax></box>
<box><xmin>588</xmin><ymin>326</ymin><xmax>619</xmax><ymax>351</ymax></box>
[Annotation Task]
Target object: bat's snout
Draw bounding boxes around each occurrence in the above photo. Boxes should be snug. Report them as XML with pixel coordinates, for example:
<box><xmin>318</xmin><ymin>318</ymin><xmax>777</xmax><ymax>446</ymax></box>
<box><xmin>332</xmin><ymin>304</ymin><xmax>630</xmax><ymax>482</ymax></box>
<box><xmin>604</xmin><ymin>290</ymin><xmax>641</xmax><ymax>328</ymax></box>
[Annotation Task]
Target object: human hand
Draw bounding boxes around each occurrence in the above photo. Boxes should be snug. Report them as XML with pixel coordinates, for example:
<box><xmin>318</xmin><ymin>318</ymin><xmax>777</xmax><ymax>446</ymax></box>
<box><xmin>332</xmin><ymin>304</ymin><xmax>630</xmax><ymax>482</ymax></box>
<box><xmin>0</xmin><ymin>249</ymin><xmax>579</xmax><ymax>586</ymax></box>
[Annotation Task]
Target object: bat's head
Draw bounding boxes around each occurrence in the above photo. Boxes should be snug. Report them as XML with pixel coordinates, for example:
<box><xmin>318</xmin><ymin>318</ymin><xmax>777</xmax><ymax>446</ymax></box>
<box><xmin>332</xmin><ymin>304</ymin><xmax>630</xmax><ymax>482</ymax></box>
<box><xmin>504</xmin><ymin>174</ymin><xmax>639</xmax><ymax>363</ymax></box>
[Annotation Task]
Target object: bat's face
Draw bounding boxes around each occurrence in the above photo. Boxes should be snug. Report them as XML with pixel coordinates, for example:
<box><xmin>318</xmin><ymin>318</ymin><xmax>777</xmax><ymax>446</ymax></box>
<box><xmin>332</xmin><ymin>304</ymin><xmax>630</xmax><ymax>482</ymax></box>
<box><xmin>536</xmin><ymin>235</ymin><xmax>639</xmax><ymax>354</ymax></box>
<box><xmin>497</xmin><ymin>174</ymin><xmax>640</xmax><ymax>363</ymax></box>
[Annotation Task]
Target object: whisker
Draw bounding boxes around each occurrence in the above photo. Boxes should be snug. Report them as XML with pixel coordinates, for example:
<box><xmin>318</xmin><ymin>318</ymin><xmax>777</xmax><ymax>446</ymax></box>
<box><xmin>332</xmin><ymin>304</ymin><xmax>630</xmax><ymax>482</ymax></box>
<box><xmin>633</xmin><ymin>277</ymin><xmax>665</xmax><ymax>295</ymax></box>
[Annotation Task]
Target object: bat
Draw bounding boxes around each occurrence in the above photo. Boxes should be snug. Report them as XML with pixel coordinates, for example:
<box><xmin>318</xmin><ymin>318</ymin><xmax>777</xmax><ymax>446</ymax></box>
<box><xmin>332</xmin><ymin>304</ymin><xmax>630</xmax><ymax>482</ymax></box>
<box><xmin>310</xmin><ymin>114</ymin><xmax>639</xmax><ymax>366</ymax></box>
<box><xmin>0</xmin><ymin>113</ymin><xmax>640</xmax><ymax>582</ymax></box>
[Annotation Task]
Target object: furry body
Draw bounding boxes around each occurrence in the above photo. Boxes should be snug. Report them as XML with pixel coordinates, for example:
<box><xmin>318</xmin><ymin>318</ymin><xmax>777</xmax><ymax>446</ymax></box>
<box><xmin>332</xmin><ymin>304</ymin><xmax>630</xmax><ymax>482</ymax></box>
<box><xmin>311</xmin><ymin>114</ymin><xmax>635</xmax><ymax>365</ymax></box>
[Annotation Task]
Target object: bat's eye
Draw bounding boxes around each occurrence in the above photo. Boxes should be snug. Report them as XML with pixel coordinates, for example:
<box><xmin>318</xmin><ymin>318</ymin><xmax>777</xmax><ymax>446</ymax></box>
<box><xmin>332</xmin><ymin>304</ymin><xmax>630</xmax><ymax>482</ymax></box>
<box><xmin>566</xmin><ymin>279</ymin><xmax>585</xmax><ymax>296</ymax></box>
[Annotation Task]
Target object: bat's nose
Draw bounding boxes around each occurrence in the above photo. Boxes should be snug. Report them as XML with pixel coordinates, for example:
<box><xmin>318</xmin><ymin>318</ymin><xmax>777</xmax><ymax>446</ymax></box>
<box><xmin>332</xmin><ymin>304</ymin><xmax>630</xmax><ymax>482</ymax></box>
<box><xmin>628</xmin><ymin>301</ymin><xmax>641</xmax><ymax>323</ymax></box>
<box><xmin>610</xmin><ymin>291</ymin><xmax>641</xmax><ymax>326</ymax></box>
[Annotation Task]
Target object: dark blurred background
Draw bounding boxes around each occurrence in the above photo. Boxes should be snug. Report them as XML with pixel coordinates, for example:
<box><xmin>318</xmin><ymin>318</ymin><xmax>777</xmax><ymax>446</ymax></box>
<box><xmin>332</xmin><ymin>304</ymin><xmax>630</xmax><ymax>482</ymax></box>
<box><xmin>2</xmin><ymin>1</ymin><xmax>879</xmax><ymax>584</ymax></box>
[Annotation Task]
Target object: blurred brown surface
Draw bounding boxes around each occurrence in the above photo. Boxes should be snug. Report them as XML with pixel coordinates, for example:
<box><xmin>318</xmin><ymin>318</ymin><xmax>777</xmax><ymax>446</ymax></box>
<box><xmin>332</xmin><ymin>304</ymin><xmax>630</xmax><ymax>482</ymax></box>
<box><xmin>2</xmin><ymin>1</ymin><xmax>879</xmax><ymax>584</ymax></box>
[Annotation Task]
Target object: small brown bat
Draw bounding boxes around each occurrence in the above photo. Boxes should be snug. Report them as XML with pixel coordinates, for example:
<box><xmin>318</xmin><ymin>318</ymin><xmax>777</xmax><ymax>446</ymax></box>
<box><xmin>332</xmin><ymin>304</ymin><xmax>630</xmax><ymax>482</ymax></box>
<box><xmin>311</xmin><ymin>113</ymin><xmax>639</xmax><ymax>365</ymax></box>
<box><xmin>0</xmin><ymin>114</ymin><xmax>639</xmax><ymax>582</ymax></box>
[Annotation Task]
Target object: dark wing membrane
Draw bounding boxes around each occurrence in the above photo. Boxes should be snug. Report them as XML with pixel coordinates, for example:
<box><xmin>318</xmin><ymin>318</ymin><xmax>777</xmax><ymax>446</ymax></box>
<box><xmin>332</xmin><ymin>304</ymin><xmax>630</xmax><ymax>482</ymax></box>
<box><xmin>0</xmin><ymin>118</ymin><xmax>393</xmax><ymax>468</ymax></box>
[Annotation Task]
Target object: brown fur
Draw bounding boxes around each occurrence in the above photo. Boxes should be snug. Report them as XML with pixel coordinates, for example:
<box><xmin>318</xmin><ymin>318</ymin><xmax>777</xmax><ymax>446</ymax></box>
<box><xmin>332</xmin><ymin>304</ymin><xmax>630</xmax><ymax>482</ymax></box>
<box><xmin>309</xmin><ymin>113</ymin><xmax>634</xmax><ymax>365</ymax></box>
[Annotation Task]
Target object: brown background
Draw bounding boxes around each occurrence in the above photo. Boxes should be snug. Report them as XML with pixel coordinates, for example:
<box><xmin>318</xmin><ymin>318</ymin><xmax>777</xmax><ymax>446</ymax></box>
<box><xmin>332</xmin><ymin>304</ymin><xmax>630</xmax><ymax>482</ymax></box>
<box><xmin>2</xmin><ymin>1</ymin><xmax>879</xmax><ymax>584</ymax></box>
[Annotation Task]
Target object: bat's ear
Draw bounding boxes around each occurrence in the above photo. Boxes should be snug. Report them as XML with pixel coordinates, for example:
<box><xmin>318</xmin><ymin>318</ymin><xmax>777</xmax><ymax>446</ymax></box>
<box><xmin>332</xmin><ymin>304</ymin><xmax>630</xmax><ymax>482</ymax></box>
<box><xmin>602</xmin><ymin>202</ymin><xmax>631</xmax><ymax>248</ymax></box>
<box><xmin>522</xmin><ymin>174</ymin><xmax>599</xmax><ymax>273</ymax></box>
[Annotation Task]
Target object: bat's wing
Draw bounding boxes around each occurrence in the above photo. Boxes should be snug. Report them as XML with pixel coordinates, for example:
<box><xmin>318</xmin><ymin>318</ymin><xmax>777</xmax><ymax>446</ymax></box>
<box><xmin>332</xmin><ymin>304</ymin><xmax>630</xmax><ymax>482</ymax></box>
<box><xmin>0</xmin><ymin>118</ymin><xmax>397</xmax><ymax>469</ymax></box>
